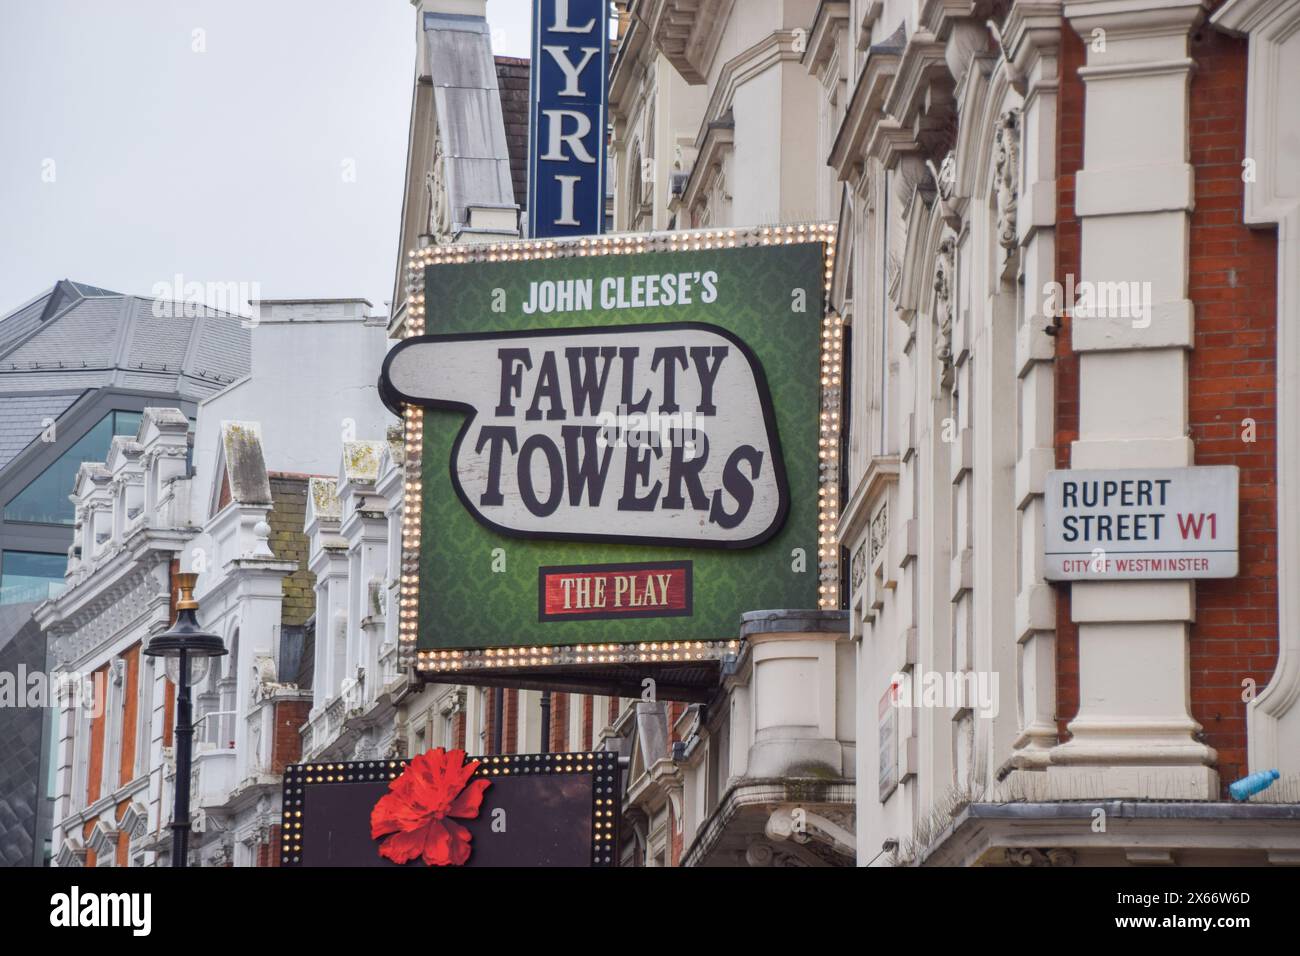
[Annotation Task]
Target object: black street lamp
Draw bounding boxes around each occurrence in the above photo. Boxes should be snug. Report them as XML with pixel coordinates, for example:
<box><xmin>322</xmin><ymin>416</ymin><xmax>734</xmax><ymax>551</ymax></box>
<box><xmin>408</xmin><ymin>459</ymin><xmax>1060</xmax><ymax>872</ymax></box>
<box><xmin>144</xmin><ymin>572</ymin><xmax>227</xmax><ymax>868</ymax></box>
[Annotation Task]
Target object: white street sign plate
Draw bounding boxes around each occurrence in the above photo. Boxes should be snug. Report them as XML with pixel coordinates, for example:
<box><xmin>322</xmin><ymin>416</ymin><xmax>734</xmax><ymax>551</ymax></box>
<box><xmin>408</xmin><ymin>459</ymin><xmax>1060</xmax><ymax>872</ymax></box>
<box><xmin>1044</xmin><ymin>466</ymin><xmax>1239</xmax><ymax>580</ymax></box>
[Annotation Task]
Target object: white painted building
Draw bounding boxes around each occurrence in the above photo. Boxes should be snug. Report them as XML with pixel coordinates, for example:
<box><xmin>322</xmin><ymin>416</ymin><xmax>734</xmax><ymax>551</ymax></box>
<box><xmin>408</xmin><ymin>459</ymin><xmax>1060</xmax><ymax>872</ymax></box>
<box><xmin>37</xmin><ymin>297</ymin><xmax>393</xmax><ymax>866</ymax></box>
<box><xmin>606</xmin><ymin>0</ymin><xmax>1300</xmax><ymax>866</ymax></box>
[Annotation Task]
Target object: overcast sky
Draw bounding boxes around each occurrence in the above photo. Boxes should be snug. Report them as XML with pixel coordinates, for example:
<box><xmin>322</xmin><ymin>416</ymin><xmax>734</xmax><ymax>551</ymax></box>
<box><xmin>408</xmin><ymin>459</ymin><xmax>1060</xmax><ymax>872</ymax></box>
<box><xmin>0</xmin><ymin>0</ymin><xmax>534</xmax><ymax>318</ymax></box>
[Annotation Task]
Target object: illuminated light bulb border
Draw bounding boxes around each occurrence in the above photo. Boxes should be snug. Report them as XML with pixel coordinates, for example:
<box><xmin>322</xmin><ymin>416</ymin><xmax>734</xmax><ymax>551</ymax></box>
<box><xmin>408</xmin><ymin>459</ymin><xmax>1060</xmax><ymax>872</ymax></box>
<box><xmin>279</xmin><ymin>753</ymin><xmax>620</xmax><ymax>866</ymax></box>
<box><xmin>395</xmin><ymin>223</ymin><xmax>840</xmax><ymax>667</ymax></box>
<box><xmin>415</xmin><ymin>639</ymin><xmax>742</xmax><ymax>674</ymax></box>
<box><xmin>818</xmin><ymin>304</ymin><xmax>845</xmax><ymax>610</ymax></box>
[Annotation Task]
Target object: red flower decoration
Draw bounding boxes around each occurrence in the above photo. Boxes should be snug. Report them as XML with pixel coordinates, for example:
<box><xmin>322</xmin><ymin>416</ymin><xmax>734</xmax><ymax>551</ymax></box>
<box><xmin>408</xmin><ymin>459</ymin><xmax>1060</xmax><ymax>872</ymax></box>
<box><xmin>370</xmin><ymin>748</ymin><xmax>491</xmax><ymax>866</ymax></box>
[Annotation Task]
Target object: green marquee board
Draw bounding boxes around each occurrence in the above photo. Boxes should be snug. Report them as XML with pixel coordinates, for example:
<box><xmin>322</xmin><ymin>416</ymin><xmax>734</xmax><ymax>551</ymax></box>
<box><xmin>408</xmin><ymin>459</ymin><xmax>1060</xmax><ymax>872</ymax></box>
<box><xmin>381</xmin><ymin>231</ymin><xmax>833</xmax><ymax>659</ymax></box>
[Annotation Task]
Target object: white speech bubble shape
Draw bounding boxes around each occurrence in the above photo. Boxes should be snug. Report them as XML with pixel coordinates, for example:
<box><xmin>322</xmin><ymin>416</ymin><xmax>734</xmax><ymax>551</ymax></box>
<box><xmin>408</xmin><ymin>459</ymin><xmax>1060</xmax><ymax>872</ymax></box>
<box><xmin>382</xmin><ymin>322</ymin><xmax>789</xmax><ymax>548</ymax></box>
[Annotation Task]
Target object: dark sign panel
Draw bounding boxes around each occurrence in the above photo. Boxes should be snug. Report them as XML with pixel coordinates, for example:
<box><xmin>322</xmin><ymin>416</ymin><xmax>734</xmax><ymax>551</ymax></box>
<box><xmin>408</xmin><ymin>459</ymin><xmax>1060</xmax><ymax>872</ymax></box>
<box><xmin>280</xmin><ymin>751</ymin><xmax>619</xmax><ymax>867</ymax></box>
<box><xmin>527</xmin><ymin>0</ymin><xmax>608</xmax><ymax>237</ymax></box>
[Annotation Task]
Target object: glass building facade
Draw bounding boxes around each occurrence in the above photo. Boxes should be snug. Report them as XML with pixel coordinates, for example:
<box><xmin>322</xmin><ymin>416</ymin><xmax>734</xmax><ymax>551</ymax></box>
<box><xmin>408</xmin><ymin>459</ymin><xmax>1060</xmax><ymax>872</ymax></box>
<box><xmin>3</xmin><ymin>409</ymin><xmax>142</xmax><ymax>526</ymax></box>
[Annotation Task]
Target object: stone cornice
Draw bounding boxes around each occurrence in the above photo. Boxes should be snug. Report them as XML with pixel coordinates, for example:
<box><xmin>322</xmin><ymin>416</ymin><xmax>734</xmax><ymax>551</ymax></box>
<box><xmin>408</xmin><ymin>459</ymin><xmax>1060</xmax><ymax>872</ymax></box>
<box><xmin>1003</xmin><ymin>0</ymin><xmax>1065</xmax><ymax>83</ymax></box>
<box><xmin>882</xmin><ymin>31</ymin><xmax>953</xmax><ymax>155</ymax></box>
<box><xmin>679</xmin><ymin>119</ymin><xmax>734</xmax><ymax>220</ymax></box>
<box><xmin>1064</xmin><ymin>0</ymin><xmax>1210</xmax><ymax>36</ymax></box>
<box><xmin>828</xmin><ymin>44</ymin><xmax>903</xmax><ymax>179</ymax></box>
<box><xmin>609</xmin><ymin>7</ymin><xmax>650</xmax><ymax>107</ymax></box>
<box><xmin>36</xmin><ymin>538</ymin><xmax>177</xmax><ymax>632</ymax></box>
<box><xmin>837</xmin><ymin>455</ymin><xmax>901</xmax><ymax>547</ymax></box>
<box><xmin>649</xmin><ymin>0</ymin><xmax>734</xmax><ymax>84</ymax></box>
<box><xmin>803</xmin><ymin>0</ymin><xmax>850</xmax><ymax>75</ymax></box>
<box><xmin>919</xmin><ymin>0</ymin><xmax>978</xmax><ymax>38</ymax></box>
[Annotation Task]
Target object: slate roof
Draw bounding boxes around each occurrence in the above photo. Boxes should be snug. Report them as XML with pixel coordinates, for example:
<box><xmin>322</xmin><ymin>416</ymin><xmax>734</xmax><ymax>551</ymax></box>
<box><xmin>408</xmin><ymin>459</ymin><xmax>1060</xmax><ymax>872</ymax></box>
<box><xmin>0</xmin><ymin>280</ymin><xmax>252</xmax><ymax>472</ymax></box>
<box><xmin>0</xmin><ymin>393</ymin><xmax>79</xmax><ymax>472</ymax></box>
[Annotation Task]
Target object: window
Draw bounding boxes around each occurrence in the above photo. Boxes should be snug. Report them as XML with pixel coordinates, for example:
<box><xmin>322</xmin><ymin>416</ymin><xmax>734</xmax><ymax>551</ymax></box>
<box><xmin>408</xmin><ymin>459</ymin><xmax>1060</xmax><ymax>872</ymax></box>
<box><xmin>0</xmin><ymin>550</ymin><xmax>66</xmax><ymax>604</ymax></box>
<box><xmin>3</xmin><ymin>410</ymin><xmax>143</xmax><ymax>525</ymax></box>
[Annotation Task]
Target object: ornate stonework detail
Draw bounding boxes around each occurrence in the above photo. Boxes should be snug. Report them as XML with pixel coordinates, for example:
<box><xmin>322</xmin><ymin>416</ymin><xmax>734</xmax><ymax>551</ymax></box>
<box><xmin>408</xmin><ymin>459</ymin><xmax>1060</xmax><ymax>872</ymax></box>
<box><xmin>851</xmin><ymin>542</ymin><xmax>867</xmax><ymax>593</ymax></box>
<box><xmin>933</xmin><ymin>236</ymin><xmax>957</xmax><ymax>372</ymax></box>
<box><xmin>425</xmin><ymin>121</ymin><xmax>452</xmax><ymax>242</ymax></box>
<box><xmin>50</xmin><ymin>564</ymin><xmax>170</xmax><ymax>667</ymax></box>
<box><xmin>869</xmin><ymin>502</ymin><xmax>889</xmax><ymax>564</ymax></box>
<box><xmin>994</xmin><ymin>109</ymin><xmax>1021</xmax><ymax>250</ymax></box>
<box><xmin>1005</xmin><ymin>846</ymin><xmax>1077</xmax><ymax>867</ymax></box>
<box><xmin>936</xmin><ymin>152</ymin><xmax>956</xmax><ymax>201</ymax></box>
<box><xmin>141</xmin><ymin>445</ymin><xmax>188</xmax><ymax>468</ymax></box>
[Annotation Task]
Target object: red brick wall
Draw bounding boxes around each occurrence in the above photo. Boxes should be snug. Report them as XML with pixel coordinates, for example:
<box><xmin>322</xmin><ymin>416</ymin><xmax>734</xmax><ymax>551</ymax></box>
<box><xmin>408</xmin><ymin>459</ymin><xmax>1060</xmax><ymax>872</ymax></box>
<box><xmin>581</xmin><ymin>694</ymin><xmax>593</xmax><ymax>750</ymax></box>
<box><xmin>85</xmin><ymin>664</ymin><xmax>108</xmax><ymax>805</ymax></box>
<box><xmin>504</xmin><ymin>689</ymin><xmax>518</xmax><ymax>753</ymax></box>
<box><xmin>83</xmin><ymin>818</ymin><xmax>98</xmax><ymax>868</ymax></box>
<box><xmin>270</xmin><ymin>699</ymin><xmax>311</xmax><ymax>774</ymax></box>
<box><xmin>1185</xmin><ymin>24</ymin><xmax>1279</xmax><ymax>794</ymax></box>
<box><xmin>115</xmin><ymin>800</ymin><xmax>131</xmax><ymax>866</ymax></box>
<box><xmin>217</xmin><ymin>470</ymin><xmax>232</xmax><ymax>511</ymax></box>
<box><xmin>550</xmin><ymin>693</ymin><xmax>569</xmax><ymax>752</ymax></box>
<box><xmin>1053</xmin><ymin>25</ymin><xmax>1086</xmax><ymax>741</ymax></box>
<box><xmin>117</xmin><ymin>644</ymin><xmax>140</xmax><ymax>785</ymax></box>
<box><xmin>259</xmin><ymin>825</ymin><xmax>282</xmax><ymax>867</ymax></box>
<box><xmin>484</xmin><ymin>688</ymin><xmax>498</xmax><ymax>755</ymax></box>
<box><xmin>1053</xmin><ymin>23</ymin><xmax>1281</xmax><ymax>787</ymax></box>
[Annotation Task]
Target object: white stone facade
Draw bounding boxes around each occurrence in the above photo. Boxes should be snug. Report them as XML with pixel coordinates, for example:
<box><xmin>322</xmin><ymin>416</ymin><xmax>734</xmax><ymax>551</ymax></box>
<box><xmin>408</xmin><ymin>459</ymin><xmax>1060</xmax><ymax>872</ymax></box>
<box><xmin>607</xmin><ymin>0</ymin><xmax>1300</xmax><ymax>866</ymax></box>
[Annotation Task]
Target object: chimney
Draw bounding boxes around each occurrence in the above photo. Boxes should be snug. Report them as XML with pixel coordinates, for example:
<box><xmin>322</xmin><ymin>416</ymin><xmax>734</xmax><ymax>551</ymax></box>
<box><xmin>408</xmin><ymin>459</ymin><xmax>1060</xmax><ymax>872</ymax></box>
<box><xmin>251</xmin><ymin>298</ymin><xmax>374</xmax><ymax>325</ymax></box>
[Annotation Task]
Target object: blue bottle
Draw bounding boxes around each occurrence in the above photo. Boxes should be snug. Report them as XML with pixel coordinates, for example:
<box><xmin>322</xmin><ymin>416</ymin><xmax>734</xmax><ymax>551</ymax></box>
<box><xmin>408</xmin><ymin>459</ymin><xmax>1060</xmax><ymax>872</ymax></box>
<box><xmin>1228</xmin><ymin>769</ymin><xmax>1279</xmax><ymax>801</ymax></box>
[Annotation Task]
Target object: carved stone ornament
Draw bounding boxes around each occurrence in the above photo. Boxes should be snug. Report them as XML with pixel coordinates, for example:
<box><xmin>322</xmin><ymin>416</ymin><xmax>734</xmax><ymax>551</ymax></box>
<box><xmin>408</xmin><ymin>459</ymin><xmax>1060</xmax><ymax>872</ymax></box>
<box><xmin>994</xmin><ymin>109</ymin><xmax>1021</xmax><ymax>250</ymax></box>
<box><xmin>933</xmin><ymin>236</ymin><xmax>957</xmax><ymax>372</ymax></box>
<box><xmin>869</xmin><ymin>502</ymin><xmax>889</xmax><ymax>564</ymax></box>
<box><xmin>936</xmin><ymin>152</ymin><xmax>956</xmax><ymax>202</ymax></box>
<box><xmin>425</xmin><ymin>121</ymin><xmax>452</xmax><ymax>242</ymax></box>
<box><xmin>851</xmin><ymin>542</ymin><xmax>867</xmax><ymax>592</ymax></box>
<box><xmin>1005</xmin><ymin>846</ymin><xmax>1076</xmax><ymax>867</ymax></box>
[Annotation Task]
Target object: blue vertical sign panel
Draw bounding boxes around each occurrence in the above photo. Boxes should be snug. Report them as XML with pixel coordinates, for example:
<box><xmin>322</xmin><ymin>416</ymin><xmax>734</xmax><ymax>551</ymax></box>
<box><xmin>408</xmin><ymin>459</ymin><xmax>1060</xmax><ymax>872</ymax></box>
<box><xmin>527</xmin><ymin>0</ymin><xmax>608</xmax><ymax>238</ymax></box>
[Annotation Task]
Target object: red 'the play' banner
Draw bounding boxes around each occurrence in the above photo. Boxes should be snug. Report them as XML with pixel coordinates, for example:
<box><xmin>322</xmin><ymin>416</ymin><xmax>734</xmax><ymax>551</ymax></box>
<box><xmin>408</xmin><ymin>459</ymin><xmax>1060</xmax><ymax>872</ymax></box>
<box><xmin>538</xmin><ymin>561</ymin><xmax>693</xmax><ymax>622</ymax></box>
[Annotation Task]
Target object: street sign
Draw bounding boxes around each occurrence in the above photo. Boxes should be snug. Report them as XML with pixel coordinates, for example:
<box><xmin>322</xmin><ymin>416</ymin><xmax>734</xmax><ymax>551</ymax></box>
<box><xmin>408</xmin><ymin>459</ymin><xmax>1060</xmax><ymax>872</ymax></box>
<box><xmin>1043</xmin><ymin>466</ymin><xmax>1239</xmax><ymax>580</ymax></box>
<box><xmin>527</xmin><ymin>0</ymin><xmax>608</xmax><ymax>237</ymax></box>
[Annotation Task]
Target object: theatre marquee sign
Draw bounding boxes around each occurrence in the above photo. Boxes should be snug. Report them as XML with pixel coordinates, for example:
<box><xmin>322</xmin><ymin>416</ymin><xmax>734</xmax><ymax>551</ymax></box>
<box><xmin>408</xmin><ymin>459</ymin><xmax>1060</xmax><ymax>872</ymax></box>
<box><xmin>1044</xmin><ymin>466</ymin><xmax>1239</xmax><ymax>580</ymax></box>
<box><xmin>382</xmin><ymin>226</ymin><xmax>837</xmax><ymax>670</ymax></box>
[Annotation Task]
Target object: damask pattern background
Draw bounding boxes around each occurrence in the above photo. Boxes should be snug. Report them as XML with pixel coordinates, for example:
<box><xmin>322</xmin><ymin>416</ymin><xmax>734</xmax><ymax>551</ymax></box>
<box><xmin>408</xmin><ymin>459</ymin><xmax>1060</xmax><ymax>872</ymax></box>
<box><xmin>417</xmin><ymin>242</ymin><xmax>825</xmax><ymax>649</ymax></box>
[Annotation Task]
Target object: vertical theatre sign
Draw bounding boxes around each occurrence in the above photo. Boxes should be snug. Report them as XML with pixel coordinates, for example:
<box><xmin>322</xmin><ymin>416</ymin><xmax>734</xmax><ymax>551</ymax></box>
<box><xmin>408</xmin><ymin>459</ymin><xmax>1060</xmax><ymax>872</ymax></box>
<box><xmin>528</xmin><ymin>0</ymin><xmax>608</xmax><ymax>237</ymax></box>
<box><xmin>381</xmin><ymin>226</ymin><xmax>839</xmax><ymax>682</ymax></box>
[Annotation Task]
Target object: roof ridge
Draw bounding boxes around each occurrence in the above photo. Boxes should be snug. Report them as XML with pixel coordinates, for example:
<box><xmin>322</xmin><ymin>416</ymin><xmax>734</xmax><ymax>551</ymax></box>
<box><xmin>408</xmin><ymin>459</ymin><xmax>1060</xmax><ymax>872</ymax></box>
<box><xmin>109</xmin><ymin>294</ymin><xmax>139</xmax><ymax>388</ymax></box>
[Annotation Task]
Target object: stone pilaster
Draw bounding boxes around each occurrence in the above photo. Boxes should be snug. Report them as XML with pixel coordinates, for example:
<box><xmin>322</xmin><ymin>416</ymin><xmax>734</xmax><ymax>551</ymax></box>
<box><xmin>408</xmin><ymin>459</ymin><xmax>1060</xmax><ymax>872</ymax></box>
<box><xmin>1048</xmin><ymin>0</ymin><xmax>1218</xmax><ymax>799</ymax></box>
